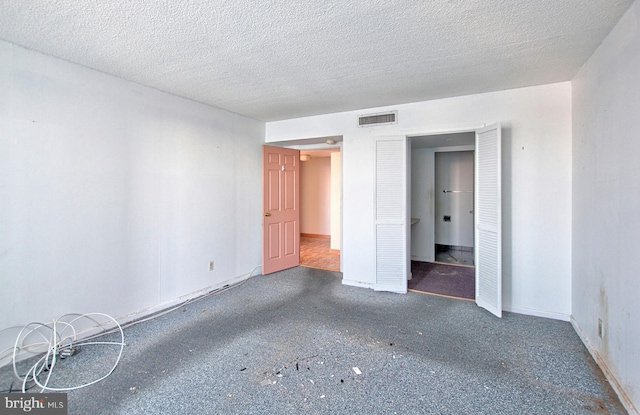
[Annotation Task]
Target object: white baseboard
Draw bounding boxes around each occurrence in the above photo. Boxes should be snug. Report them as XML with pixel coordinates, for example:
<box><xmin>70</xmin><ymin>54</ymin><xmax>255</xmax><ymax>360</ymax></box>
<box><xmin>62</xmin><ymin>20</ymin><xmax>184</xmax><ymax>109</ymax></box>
<box><xmin>1</xmin><ymin>271</ymin><xmax>257</xmax><ymax>369</ymax></box>
<box><xmin>410</xmin><ymin>255</ymin><xmax>435</xmax><ymax>262</ymax></box>
<box><xmin>503</xmin><ymin>305</ymin><xmax>570</xmax><ymax>321</ymax></box>
<box><xmin>115</xmin><ymin>272</ymin><xmax>254</xmax><ymax>325</ymax></box>
<box><xmin>571</xmin><ymin>317</ymin><xmax>639</xmax><ymax>415</ymax></box>
<box><xmin>341</xmin><ymin>278</ymin><xmax>374</xmax><ymax>289</ymax></box>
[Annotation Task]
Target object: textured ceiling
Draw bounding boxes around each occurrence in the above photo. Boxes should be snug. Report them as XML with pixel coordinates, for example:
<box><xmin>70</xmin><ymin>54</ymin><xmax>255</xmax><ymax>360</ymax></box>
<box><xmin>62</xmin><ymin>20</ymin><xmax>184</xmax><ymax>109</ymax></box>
<box><xmin>0</xmin><ymin>0</ymin><xmax>633</xmax><ymax>121</ymax></box>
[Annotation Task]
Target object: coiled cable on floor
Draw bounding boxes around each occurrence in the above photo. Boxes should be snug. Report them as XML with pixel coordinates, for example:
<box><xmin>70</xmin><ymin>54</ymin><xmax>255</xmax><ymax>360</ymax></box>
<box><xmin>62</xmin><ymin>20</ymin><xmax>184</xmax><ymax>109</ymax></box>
<box><xmin>2</xmin><ymin>265</ymin><xmax>260</xmax><ymax>392</ymax></box>
<box><xmin>9</xmin><ymin>313</ymin><xmax>125</xmax><ymax>392</ymax></box>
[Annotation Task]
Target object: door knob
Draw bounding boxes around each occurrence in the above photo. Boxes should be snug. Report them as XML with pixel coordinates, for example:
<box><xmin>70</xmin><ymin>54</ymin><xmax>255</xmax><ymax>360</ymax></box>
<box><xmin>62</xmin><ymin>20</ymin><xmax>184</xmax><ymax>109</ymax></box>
<box><xmin>264</xmin><ymin>212</ymin><xmax>271</xmax><ymax>217</ymax></box>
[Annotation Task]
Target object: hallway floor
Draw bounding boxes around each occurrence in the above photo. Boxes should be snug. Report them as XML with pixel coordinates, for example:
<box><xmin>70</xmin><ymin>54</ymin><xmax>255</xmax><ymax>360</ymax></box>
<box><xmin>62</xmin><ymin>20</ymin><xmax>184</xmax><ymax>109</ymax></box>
<box><xmin>300</xmin><ymin>235</ymin><xmax>340</xmax><ymax>272</ymax></box>
<box><xmin>435</xmin><ymin>244</ymin><xmax>474</xmax><ymax>266</ymax></box>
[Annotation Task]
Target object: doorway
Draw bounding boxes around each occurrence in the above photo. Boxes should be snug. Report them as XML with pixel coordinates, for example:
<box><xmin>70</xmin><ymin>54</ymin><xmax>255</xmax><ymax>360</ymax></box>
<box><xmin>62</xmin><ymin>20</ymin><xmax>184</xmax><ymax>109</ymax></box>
<box><xmin>299</xmin><ymin>148</ymin><xmax>341</xmax><ymax>272</ymax></box>
<box><xmin>409</xmin><ymin>133</ymin><xmax>476</xmax><ymax>300</ymax></box>
<box><xmin>261</xmin><ymin>136</ymin><xmax>343</xmax><ymax>276</ymax></box>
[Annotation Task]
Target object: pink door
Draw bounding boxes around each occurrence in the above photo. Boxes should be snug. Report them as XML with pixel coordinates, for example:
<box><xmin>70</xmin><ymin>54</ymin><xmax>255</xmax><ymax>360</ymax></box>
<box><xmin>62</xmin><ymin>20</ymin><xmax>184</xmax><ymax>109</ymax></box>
<box><xmin>262</xmin><ymin>145</ymin><xmax>300</xmax><ymax>274</ymax></box>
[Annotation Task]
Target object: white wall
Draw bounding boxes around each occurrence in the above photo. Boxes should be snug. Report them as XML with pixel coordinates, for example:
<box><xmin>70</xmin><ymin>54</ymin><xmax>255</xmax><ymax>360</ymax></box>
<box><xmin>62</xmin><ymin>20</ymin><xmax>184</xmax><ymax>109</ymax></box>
<box><xmin>572</xmin><ymin>1</ymin><xmax>640</xmax><ymax>412</ymax></box>
<box><xmin>0</xmin><ymin>41</ymin><xmax>264</xmax><ymax>356</ymax></box>
<box><xmin>267</xmin><ymin>82</ymin><xmax>572</xmax><ymax>320</ymax></box>
<box><xmin>435</xmin><ymin>151</ymin><xmax>474</xmax><ymax>247</ymax></box>
<box><xmin>300</xmin><ymin>157</ymin><xmax>331</xmax><ymax>235</ymax></box>
<box><xmin>411</xmin><ymin>148</ymin><xmax>435</xmax><ymax>262</ymax></box>
<box><xmin>330</xmin><ymin>152</ymin><xmax>342</xmax><ymax>251</ymax></box>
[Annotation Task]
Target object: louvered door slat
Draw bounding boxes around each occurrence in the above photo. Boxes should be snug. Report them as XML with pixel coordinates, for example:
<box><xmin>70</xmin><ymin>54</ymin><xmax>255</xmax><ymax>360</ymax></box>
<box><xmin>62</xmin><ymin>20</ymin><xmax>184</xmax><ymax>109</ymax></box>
<box><xmin>475</xmin><ymin>124</ymin><xmax>502</xmax><ymax>317</ymax></box>
<box><xmin>374</xmin><ymin>137</ymin><xmax>408</xmax><ymax>293</ymax></box>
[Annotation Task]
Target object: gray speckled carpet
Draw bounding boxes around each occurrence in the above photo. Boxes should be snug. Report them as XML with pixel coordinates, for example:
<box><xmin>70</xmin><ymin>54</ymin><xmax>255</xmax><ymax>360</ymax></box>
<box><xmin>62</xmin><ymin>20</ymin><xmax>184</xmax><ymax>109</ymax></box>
<box><xmin>1</xmin><ymin>267</ymin><xmax>626</xmax><ymax>414</ymax></box>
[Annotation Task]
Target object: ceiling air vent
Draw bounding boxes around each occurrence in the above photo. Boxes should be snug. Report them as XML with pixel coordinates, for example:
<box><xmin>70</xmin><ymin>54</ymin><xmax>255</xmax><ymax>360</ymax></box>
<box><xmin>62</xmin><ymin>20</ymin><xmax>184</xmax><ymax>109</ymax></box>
<box><xmin>358</xmin><ymin>111</ymin><xmax>397</xmax><ymax>127</ymax></box>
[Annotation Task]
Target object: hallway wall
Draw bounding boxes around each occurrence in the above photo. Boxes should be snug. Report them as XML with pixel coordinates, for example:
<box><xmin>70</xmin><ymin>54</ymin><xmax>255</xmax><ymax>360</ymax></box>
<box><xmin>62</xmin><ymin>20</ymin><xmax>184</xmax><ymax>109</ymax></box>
<box><xmin>300</xmin><ymin>157</ymin><xmax>331</xmax><ymax>235</ymax></box>
<box><xmin>330</xmin><ymin>152</ymin><xmax>342</xmax><ymax>251</ymax></box>
<box><xmin>434</xmin><ymin>151</ymin><xmax>474</xmax><ymax>247</ymax></box>
<box><xmin>411</xmin><ymin>148</ymin><xmax>435</xmax><ymax>262</ymax></box>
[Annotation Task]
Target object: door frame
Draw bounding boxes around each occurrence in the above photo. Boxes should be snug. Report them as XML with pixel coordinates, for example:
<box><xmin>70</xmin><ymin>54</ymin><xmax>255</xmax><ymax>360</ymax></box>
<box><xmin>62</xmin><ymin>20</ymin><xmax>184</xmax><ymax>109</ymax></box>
<box><xmin>406</xmin><ymin>124</ymin><xmax>501</xmax><ymax>315</ymax></box>
<box><xmin>264</xmin><ymin>138</ymin><xmax>344</xmax><ymax>273</ymax></box>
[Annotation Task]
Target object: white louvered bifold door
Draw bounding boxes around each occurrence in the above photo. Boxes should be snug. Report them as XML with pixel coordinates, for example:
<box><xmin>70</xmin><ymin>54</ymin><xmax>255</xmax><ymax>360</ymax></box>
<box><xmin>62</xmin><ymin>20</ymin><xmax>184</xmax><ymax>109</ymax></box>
<box><xmin>475</xmin><ymin>124</ymin><xmax>502</xmax><ymax>317</ymax></box>
<box><xmin>374</xmin><ymin>137</ymin><xmax>408</xmax><ymax>293</ymax></box>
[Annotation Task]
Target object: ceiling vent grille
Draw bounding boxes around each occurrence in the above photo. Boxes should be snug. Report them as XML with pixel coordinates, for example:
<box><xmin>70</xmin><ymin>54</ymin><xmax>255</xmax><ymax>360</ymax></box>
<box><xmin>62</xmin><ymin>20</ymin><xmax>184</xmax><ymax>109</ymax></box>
<box><xmin>358</xmin><ymin>111</ymin><xmax>397</xmax><ymax>127</ymax></box>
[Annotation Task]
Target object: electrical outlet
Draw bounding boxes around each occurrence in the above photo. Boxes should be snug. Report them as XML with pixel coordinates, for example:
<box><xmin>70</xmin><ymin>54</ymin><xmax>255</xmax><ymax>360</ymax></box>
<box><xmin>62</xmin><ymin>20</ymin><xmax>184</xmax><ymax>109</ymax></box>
<box><xmin>209</xmin><ymin>261</ymin><xmax>214</xmax><ymax>271</ymax></box>
<box><xmin>598</xmin><ymin>318</ymin><xmax>605</xmax><ymax>339</ymax></box>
